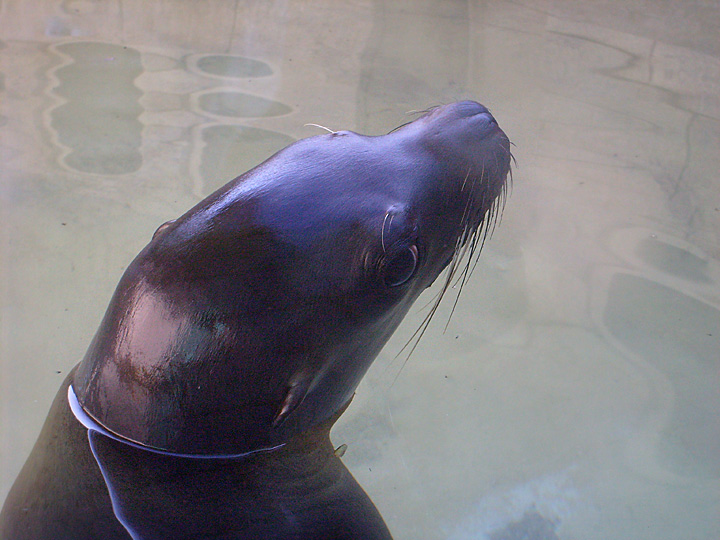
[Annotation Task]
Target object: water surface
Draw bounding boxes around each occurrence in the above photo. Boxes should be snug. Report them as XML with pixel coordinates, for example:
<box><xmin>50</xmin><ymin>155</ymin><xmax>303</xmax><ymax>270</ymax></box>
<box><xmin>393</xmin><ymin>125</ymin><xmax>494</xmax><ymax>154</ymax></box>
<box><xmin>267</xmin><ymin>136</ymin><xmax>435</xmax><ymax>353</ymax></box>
<box><xmin>1</xmin><ymin>1</ymin><xmax>718</xmax><ymax>539</ymax></box>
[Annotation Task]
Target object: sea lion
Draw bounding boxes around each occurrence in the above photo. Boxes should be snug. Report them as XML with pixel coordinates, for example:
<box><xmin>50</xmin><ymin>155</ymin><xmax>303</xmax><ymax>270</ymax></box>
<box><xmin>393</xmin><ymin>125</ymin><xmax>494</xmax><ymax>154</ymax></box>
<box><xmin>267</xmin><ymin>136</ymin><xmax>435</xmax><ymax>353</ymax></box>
<box><xmin>0</xmin><ymin>100</ymin><xmax>511</xmax><ymax>539</ymax></box>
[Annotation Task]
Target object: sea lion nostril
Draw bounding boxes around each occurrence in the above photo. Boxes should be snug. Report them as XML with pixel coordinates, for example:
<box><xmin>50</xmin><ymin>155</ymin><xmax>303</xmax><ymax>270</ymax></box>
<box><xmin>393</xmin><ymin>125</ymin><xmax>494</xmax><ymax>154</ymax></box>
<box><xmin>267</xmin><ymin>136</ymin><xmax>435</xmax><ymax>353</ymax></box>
<box><xmin>471</xmin><ymin>111</ymin><xmax>501</xmax><ymax>138</ymax></box>
<box><xmin>455</xmin><ymin>100</ymin><xmax>489</xmax><ymax>117</ymax></box>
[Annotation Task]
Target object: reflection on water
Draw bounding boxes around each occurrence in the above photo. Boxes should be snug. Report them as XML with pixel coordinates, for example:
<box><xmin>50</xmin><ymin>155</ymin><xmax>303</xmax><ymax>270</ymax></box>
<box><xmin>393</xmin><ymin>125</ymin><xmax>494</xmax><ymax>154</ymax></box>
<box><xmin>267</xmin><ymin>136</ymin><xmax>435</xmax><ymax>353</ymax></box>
<box><xmin>636</xmin><ymin>237</ymin><xmax>712</xmax><ymax>284</ymax></box>
<box><xmin>50</xmin><ymin>42</ymin><xmax>143</xmax><ymax>175</ymax></box>
<box><xmin>192</xmin><ymin>54</ymin><xmax>274</xmax><ymax>79</ymax></box>
<box><xmin>1</xmin><ymin>1</ymin><xmax>719</xmax><ymax>539</ymax></box>
<box><xmin>605</xmin><ymin>273</ymin><xmax>720</xmax><ymax>478</ymax></box>
<box><xmin>196</xmin><ymin>91</ymin><xmax>292</xmax><ymax>118</ymax></box>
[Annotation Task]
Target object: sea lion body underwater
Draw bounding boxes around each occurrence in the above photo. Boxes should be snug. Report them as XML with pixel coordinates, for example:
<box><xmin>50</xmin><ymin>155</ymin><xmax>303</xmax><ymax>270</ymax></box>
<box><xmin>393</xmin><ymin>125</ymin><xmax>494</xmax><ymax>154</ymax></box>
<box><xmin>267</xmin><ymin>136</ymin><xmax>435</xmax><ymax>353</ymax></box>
<box><xmin>0</xmin><ymin>100</ymin><xmax>511</xmax><ymax>539</ymax></box>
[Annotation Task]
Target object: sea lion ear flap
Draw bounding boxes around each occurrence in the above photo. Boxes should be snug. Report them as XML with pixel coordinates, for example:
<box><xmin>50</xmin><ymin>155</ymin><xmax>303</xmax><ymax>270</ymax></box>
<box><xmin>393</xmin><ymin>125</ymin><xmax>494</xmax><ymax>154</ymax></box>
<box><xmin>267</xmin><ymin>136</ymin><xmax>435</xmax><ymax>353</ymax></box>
<box><xmin>152</xmin><ymin>219</ymin><xmax>176</xmax><ymax>240</ymax></box>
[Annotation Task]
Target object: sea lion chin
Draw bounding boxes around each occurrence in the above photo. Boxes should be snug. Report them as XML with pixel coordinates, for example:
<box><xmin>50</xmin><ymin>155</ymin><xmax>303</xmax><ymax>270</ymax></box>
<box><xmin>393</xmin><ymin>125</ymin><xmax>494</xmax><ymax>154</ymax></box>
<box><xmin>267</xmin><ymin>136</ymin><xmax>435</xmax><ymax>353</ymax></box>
<box><xmin>1</xmin><ymin>100</ymin><xmax>511</xmax><ymax>540</ymax></box>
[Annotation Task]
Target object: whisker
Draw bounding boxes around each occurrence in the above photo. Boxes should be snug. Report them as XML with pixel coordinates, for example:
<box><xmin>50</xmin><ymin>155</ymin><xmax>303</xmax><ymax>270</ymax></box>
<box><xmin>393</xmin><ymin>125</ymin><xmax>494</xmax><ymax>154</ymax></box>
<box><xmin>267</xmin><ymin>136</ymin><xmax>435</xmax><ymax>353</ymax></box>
<box><xmin>387</xmin><ymin>106</ymin><xmax>441</xmax><ymax>134</ymax></box>
<box><xmin>388</xmin><ymin>134</ymin><xmax>514</xmax><ymax>385</ymax></box>
<box><xmin>304</xmin><ymin>123</ymin><xmax>336</xmax><ymax>134</ymax></box>
<box><xmin>391</xmin><ymin>253</ymin><xmax>457</xmax><ymax>386</ymax></box>
<box><xmin>460</xmin><ymin>167</ymin><xmax>471</xmax><ymax>192</ymax></box>
<box><xmin>387</xmin><ymin>121</ymin><xmax>414</xmax><ymax>134</ymax></box>
<box><xmin>381</xmin><ymin>211</ymin><xmax>391</xmax><ymax>252</ymax></box>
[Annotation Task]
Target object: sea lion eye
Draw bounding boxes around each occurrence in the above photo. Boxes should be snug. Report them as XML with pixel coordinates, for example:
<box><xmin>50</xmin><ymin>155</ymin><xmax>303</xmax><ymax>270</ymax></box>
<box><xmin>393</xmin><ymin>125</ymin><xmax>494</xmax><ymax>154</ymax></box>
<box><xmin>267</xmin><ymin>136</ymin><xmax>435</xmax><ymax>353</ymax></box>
<box><xmin>382</xmin><ymin>244</ymin><xmax>418</xmax><ymax>287</ymax></box>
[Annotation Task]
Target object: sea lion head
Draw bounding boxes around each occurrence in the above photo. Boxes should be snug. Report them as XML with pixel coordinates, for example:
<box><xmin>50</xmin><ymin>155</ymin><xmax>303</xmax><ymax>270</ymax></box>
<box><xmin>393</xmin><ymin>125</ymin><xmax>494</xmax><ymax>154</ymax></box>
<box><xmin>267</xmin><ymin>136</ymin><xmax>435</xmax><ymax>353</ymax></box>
<box><xmin>73</xmin><ymin>100</ymin><xmax>511</xmax><ymax>455</ymax></box>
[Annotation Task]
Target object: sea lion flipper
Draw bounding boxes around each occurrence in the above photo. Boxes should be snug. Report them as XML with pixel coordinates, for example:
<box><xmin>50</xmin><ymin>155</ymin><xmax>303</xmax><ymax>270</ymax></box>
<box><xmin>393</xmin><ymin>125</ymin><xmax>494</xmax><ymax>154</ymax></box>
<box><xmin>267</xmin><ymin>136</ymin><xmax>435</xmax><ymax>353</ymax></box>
<box><xmin>272</xmin><ymin>372</ymin><xmax>313</xmax><ymax>427</ymax></box>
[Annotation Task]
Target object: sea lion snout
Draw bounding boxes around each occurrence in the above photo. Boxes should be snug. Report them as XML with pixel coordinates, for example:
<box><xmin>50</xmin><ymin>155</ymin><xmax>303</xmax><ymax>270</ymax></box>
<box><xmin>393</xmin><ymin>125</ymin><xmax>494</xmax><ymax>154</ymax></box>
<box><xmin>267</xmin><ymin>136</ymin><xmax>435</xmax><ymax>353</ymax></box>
<box><xmin>448</xmin><ymin>99</ymin><xmax>489</xmax><ymax>117</ymax></box>
<box><xmin>402</xmin><ymin>102</ymin><xmax>509</xmax><ymax>179</ymax></box>
<box><xmin>416</xmin><ymin>100</ymin><xmax>500</xmax><ymax>132</ymax></box>
<box><xmin>436</xmin><ymin>100</ymin><xmax>496</xmax><ymax>127</ymax></box>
